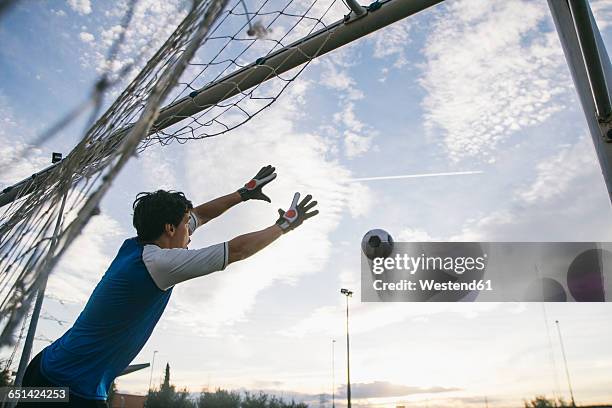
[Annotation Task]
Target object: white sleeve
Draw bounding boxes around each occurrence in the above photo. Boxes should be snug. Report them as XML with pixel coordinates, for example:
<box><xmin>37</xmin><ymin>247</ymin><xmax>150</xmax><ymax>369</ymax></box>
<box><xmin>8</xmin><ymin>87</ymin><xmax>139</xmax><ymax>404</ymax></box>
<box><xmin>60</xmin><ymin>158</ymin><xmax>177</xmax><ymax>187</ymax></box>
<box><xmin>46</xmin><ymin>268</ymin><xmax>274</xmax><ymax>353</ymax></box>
<box><xmin>142</xmin><ymin>243</ymin><xmax>229</xmax><ymax>291</ymax></box>
<box><xmin>187</xmin><ymin>211</ymin><xmax>200</xmax><ymax>235</ymax></box>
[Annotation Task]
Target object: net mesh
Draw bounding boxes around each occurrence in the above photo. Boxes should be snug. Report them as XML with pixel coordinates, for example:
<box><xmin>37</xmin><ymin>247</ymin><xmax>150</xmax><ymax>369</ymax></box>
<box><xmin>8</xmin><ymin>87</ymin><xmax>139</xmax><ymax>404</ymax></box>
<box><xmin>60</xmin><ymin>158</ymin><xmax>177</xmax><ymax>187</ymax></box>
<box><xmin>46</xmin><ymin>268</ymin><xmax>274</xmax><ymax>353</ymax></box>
<box><xmin>143</xmin><ymin>0</ymin><xmax>344</xmax><ymax>148</ymax></box>
<box><xmin>0</xmin><ymin>0</ymin><xmax>349</xmax><ymax>346</ymax></box>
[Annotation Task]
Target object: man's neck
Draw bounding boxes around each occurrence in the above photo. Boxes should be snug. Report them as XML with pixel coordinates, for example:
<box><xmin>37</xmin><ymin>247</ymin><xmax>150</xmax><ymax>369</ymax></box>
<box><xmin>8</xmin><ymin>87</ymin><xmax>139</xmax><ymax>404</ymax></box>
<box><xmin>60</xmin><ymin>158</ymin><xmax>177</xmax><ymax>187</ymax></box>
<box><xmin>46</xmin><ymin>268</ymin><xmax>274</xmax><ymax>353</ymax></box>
<box><xmin>140</xmin><ymin>236</ymin><xmax>171</xmax><ymax>249</ymax></box>
<box><xmin>153</xmin><ymin>237</ymin><xmax>172</xmax><ymax>249</ymax></box>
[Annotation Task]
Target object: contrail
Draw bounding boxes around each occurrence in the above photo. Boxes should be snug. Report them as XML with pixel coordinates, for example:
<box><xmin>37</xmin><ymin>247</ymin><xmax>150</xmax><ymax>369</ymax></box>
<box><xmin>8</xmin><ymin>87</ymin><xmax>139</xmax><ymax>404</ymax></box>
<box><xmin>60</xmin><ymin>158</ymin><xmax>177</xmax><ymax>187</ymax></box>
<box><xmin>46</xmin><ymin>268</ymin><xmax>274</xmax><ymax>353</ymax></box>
<box><xmin>347</xmin><ymin>170</ymin><xmax>483</xmax><ymax>182</ymax></box>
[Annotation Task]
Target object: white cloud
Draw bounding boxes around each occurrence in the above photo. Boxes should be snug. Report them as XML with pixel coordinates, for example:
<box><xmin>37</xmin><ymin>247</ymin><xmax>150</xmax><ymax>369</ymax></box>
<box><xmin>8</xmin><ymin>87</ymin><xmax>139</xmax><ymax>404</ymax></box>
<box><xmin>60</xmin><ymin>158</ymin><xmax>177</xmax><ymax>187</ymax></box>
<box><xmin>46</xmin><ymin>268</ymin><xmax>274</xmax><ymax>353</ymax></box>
<box><xmin>0</xmin><ymin>93</ymin><xmax>48</xmax><ymax>188</ymax></box>
<box><xmin>99</xmin><ymin>25</ymin><xmax>123</xmax><ymax>48</ymax></box>
<box><xmin>140</xmin><ymin>147</ymin><xmax>178</xmax><ymax>191</ymax></box>
<box><xmin>0</xmin><ymin>143</ymin><xmax>48</xmax><ymax>189</ymax></box>
<box><xmin>332</xmin><ymin>101</ymin><xmax>377</xmax><ymax>158</ymax></box>
<box><xmin>319</xmin><ymin>58</ymin><xmax>364</xmax><ymax>101</ymax></box>
<box><xmin>287</xmin><ymin>0</ymin><xmax>348</xmax><ymax>41</ymax></box>
<box><xmin>318</xmin><ymin>49</ymin><xmax>377</xmax><ymax>158</ymax></box>
<box><xmin>319</xmin><ymin>60</ymin><xmax>354</xmax><ymax>91</ymax></box>
<box><xmin>48</xmin><ymin>213</ymin><xmax>125</xmax><ymax>303</ymax></box>
<box><xmin>370</xmin><ymin>19</ymin><xmax>412</xmax><ymax>68</ymax></box>
<box><xmin>0</xmin><ymin>141</ymin><xmax>48</xmax><ymax>188</ymax></box>
<box><xmin>397</xmin><ymin>227</ymin><xmax>434</xmax><ymax>242</ymax></box>
<box><xmin>420</xmin><ymin>0</ymin><xmax>571</xmax><ymax>163</ymax></box>
<box><xmin>591</xmin><ymin>0</ymin><xmax>612</xmax><ymax>30</ymax></box>
<box><xmin>67</xmin><ymin>0</ymin><xmax>92</xmax><ymax>15</ymax></box>
<box><xmin>344</xmin><ymin>131</ymin><xmax>372</xmax><ymax>158</ymax></box>
<box><xmin>79</xmin><ymin>31</ymin><xmax>95</xmax><ymax>43</ymax></box>
<box><xmin>284</xmin><ymin>298</ymin><xmax>500</xmax><ymax>338</ymax></box>
<box><xmin>346</xmin><ymin>180</ymin><xmax>373</xmax><ymax>218</ymax></box>
<box><xmin>334</xmin><ymin>102</ymin><xmax>364</xmax><ymax>133</ymax></box>
<box><xmin>79</xmin><ymin>0</ymin><xmax>189</xmax><ymax>81</ymax></box>
<box><xmin>517</xmin><ymin>135</ymin><xmax>597</xmax><ymax>204</ymax></box>
<box><xmin>452</xmin><ymin>134</ymin><xmax>612</xmax><ymax>241</ymax></box>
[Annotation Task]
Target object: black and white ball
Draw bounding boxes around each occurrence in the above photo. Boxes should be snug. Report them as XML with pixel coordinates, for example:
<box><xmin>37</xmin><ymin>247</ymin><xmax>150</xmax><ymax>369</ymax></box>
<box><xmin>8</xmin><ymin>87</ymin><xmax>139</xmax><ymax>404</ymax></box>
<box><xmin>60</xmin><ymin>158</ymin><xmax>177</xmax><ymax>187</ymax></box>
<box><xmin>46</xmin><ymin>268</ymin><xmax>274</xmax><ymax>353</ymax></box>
<box><xmin>361</xmin><ymin>229</ymin><xmax>394</xmax><ymax>260</ymax></box>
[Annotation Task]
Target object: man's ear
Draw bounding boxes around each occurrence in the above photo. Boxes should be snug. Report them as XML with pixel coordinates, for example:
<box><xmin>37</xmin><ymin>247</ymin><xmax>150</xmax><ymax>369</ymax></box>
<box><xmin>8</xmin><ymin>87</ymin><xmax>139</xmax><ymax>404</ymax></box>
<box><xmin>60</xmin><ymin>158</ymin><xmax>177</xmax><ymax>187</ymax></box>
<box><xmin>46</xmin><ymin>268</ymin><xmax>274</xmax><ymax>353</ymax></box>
<box><xmin>164</xmin><ymin>223</ymin><xmax>176</xmax><ymax>236</ymax></box>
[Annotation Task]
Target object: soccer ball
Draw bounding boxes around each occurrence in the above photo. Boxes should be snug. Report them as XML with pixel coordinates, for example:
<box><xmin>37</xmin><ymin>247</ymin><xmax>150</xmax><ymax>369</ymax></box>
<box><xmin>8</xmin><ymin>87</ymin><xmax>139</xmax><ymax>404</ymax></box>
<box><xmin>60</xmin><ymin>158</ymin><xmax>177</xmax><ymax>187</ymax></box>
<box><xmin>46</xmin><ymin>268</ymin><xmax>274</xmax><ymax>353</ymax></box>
<box><xmin>361</xmin><ymin>229</ymin><xmax>394</xmax><ymax>260</ymax></box>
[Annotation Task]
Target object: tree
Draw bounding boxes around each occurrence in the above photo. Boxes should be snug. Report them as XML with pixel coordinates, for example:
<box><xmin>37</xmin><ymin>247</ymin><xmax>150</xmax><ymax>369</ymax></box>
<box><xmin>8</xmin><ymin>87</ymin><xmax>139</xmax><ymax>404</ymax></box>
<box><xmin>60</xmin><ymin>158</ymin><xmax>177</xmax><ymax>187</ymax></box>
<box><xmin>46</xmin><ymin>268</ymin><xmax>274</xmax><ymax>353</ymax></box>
<box><xmin>197</xmin><ymin>389</ymin><xmax>241</xmax><ymax>408</ymax></box>
<box><xmin>163</xmin><ymin>363</ymin><xmax>171</xmax><ymax>390</ymax></box>
<box><xmin>242</xmin><ymin>392</ymin><xmax>269</xmax><ymax>408</ymax></box>
<box><xmin>524</xmin><ymin>395</ymin><xmax>570</xmax><ymax>408</ymax></box>
<box><xmin>196</xmin><ymin>389</ymin><xmax>307</xmax><ymax>408</ymax></box>
<box><xmin>174</xmin><ymin>387</ymin><xmax>197</xmax><ymax>408</ymax></box>
<box><xmin>146</xmin><ymin>362</ymin><xmax>195</xmax><ymax>408</ymax></box>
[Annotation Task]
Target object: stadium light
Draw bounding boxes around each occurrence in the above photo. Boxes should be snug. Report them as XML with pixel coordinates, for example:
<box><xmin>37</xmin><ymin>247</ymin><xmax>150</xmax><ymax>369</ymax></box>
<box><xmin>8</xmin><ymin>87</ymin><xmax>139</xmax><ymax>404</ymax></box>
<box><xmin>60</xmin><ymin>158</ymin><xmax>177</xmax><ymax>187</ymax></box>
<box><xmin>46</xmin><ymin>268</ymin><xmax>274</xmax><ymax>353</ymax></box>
<box><xmin>148</xmin><ymin>350</ymin><xmax>158</xmax><ymax>392</ymax></box>
<box><xmin>340</xmin><ymin>288</ymin><xmax>353</xmax><ymax>408</ymax></box>
<box><xmin>332</xmin><ymin>339</ymin><xmax>336</xmax><ymax>408</ymax></box>
<box><xmin>555</xmin><ymin>320</ymin><xmax>577</xmax><ymax>408</ymax></box>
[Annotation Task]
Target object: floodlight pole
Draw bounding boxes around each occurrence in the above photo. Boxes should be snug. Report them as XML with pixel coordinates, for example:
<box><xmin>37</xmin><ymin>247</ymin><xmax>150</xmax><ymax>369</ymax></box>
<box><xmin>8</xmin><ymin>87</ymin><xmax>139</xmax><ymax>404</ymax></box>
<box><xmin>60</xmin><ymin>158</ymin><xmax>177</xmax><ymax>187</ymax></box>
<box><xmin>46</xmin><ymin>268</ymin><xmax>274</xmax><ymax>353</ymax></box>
<box><xmin>332</xmin><ymin>339</ymin><xmax>336</xmax><ymax>408</ymax></box>
<box><xmin>340</xmin><ymin>288</ymin><xmax>353</xmax><ymax>408</ymax></box>
<box><xmin>555</xmin><ymin>320</ymin><xmax>576</xmax><ymax>408</ymax></box>
<box><xmin>148</xmin><ymin>350</ymin><xmax>158</xmax><ymax>392</ymax></box>
<box><xmin>144</xmin><ymin>350</ymin><xmax>158</xmax><ymax>408</ymax></box>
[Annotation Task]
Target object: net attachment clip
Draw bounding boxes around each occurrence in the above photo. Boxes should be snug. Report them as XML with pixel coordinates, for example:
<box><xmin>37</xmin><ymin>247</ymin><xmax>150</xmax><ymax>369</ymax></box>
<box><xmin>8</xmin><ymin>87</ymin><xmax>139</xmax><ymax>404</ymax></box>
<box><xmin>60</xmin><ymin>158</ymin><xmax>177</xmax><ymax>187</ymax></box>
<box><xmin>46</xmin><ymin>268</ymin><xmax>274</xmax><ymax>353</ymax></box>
<box><xmin>343</xmin><ymin>0</ymin><xmax>368</xmax><ymax>24</ymax></box>
<box><xmin>367</xmin><ymin>1</ymin><xmax>382</xmax><ymax>11</ymax></box>
<box><xmin>600</xmin><ymin>116</ymin><xmax>612</xmax><ymax>143</ymax></box>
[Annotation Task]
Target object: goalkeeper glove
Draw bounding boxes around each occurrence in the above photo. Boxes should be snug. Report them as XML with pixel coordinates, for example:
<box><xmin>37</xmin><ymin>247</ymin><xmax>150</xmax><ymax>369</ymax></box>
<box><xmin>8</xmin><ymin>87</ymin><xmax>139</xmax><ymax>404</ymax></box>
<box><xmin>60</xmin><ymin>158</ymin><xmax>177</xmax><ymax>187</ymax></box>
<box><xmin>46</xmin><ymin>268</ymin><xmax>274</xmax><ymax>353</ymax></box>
<box><xmin>238</xmin><ymin>165</ymin><xmax>277</xmax><ymax>202</ymax></box>
<box><xmin>276</xmin><ymin>192</ymin><xmax>319</xmax><ymax>233</ymax></box>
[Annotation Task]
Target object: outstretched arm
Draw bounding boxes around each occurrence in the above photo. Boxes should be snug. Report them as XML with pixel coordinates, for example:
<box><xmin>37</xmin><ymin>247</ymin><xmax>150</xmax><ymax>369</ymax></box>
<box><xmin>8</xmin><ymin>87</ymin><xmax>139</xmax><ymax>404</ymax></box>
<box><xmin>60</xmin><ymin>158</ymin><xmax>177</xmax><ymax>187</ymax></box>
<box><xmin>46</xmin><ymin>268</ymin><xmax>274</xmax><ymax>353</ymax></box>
<box><xmin>143</xmin><ymin>192</ymin><xmax>318</xmax><ymax>290</ymax></box>
<box><xmin>191</xmin><ymin>165</ymin><xmax>277</xmax><ymax>226</ymax></box>
<box><xmin>193</xmin><ymin>192</ymin><xmax>242</xmax><ymax>224</ymax></box>
<box><xmin>228</xmin><ymin>225</ymin><xmax>283</xmax><ymax>264</ymax></box>
<box><xmin>228</xmin><ymin>192</ymin><xmax>319</xmax><ymax>264</ymax></box>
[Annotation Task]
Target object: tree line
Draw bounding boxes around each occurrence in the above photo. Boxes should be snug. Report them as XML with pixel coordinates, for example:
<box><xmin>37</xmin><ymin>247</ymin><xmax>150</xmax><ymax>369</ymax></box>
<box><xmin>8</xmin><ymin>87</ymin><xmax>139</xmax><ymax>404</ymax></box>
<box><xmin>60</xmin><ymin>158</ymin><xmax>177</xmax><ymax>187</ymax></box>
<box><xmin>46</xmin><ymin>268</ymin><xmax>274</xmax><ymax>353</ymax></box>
<box><xmin>145</xmin><ymin>363</ymin><xmax>309</xmax><ymax>408</ymax></box>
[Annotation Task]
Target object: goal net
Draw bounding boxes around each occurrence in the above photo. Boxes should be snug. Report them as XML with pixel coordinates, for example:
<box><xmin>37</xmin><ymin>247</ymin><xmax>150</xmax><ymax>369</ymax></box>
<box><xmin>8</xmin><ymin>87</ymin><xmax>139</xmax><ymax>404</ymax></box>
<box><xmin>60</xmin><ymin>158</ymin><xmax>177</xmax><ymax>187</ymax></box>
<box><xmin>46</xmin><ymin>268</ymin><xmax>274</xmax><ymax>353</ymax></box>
<box><xmin>0</xmin><ymin>0</ymin><xmax>350</xmax><ymax>346</ymax></box>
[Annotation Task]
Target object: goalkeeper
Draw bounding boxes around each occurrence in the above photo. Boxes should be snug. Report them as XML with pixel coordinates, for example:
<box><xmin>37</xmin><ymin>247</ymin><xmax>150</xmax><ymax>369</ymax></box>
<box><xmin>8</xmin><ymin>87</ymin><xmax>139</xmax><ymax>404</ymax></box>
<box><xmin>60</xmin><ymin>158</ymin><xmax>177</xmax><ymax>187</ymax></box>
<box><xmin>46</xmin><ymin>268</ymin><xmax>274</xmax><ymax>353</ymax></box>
<box><xmin>17</xmin><ymin>165</ymin><xmax>318</xmax><ymax>407</ymax></box>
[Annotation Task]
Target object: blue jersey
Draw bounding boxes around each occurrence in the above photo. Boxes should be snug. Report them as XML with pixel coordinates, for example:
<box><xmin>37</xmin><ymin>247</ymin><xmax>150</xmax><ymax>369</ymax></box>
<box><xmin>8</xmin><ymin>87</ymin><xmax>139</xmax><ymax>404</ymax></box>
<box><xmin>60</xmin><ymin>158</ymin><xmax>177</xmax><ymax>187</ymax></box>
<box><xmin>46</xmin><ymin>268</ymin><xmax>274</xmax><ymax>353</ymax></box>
<box><xmin>41</xmin><ymin>238</ymin><xmax>172</xmax><ymax>400</ymax></box>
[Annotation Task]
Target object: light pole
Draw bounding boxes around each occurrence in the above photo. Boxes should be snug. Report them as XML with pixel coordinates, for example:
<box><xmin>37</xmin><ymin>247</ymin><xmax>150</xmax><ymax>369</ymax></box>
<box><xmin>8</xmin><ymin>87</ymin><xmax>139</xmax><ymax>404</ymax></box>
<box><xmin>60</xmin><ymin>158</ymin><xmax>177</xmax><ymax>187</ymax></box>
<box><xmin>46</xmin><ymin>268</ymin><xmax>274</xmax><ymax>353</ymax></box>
<box><xmin>555</xmin><ymin>320</ymin><xmax>576</xmax><ymax>408</ymax></box>
<box><xmin>148</xmin><ymin>350</ymin><xmax>158</xmax><ymax>392</ymax></box>
<box><xmin>332</xmin><ymin>339</ymin><xmax>336</xmax><ymax>408</ymax></box>
<box><xmin>340</xmin><ymin>288</ymin><xmax>353</xmax><ymax>408</ymax></box>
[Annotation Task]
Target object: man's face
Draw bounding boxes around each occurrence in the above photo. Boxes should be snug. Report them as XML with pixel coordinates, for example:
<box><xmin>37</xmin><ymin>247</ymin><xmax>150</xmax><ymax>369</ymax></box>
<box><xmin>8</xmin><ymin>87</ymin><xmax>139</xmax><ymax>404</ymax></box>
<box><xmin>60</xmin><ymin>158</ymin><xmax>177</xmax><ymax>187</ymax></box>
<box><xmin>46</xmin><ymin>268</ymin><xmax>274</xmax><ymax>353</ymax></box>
<box><xmin>169</xmin><ymin>212</ymin><xmax>191</xmax><ymax>249</ymax></box>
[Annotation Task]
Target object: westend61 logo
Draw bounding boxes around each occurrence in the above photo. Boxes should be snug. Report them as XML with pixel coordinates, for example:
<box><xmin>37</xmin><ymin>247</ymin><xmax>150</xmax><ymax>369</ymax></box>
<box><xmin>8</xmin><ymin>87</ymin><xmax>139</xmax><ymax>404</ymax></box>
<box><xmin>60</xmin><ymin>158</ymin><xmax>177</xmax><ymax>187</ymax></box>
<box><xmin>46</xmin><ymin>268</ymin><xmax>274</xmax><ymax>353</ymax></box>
<box><xmin>371</xmin><ymin>253</ymin><xmax>487</xmax><ymax>275</ymax></box>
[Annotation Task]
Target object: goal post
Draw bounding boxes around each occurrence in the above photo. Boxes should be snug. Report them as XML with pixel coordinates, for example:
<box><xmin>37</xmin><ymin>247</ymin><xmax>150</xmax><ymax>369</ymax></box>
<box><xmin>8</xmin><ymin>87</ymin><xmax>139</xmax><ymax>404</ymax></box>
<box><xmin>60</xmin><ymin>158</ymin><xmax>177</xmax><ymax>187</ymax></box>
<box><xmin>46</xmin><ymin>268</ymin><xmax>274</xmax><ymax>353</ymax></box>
<box><xmin>547</xmin><ymin>0</ymin><xmax>612</xmax><ymax>201</ymax></box>
<box><xmin>153</xmin><ymin>0</ymin><xmax>444</xmax><ymax>132</ymax></box>
<box><xmin>0</xmin><ymin>0</ymin><xmax>444</xmax><ymax>210</ymax></box>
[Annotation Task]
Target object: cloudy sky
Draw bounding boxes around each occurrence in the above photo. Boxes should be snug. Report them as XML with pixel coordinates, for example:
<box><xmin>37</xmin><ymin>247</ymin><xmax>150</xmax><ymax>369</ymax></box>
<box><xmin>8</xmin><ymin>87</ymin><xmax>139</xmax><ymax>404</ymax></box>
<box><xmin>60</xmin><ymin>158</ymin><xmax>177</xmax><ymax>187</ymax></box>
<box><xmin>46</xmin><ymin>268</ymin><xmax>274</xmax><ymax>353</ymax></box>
<box><xmin>1</xmin><ymin>0</ymin><xmax>612</xmax><ymax>407</ymax></box>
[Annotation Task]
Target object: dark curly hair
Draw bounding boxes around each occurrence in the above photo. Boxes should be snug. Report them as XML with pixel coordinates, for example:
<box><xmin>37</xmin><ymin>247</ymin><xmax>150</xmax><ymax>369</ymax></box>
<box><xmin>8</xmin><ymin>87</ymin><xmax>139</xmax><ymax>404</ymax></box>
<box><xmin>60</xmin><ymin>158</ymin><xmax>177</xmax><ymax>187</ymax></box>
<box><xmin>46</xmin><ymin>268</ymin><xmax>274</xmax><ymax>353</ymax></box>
<box><xmin>132</xmin><ymin>190</ymin><xmax>193</xmax><ymax>242</ymax></box>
